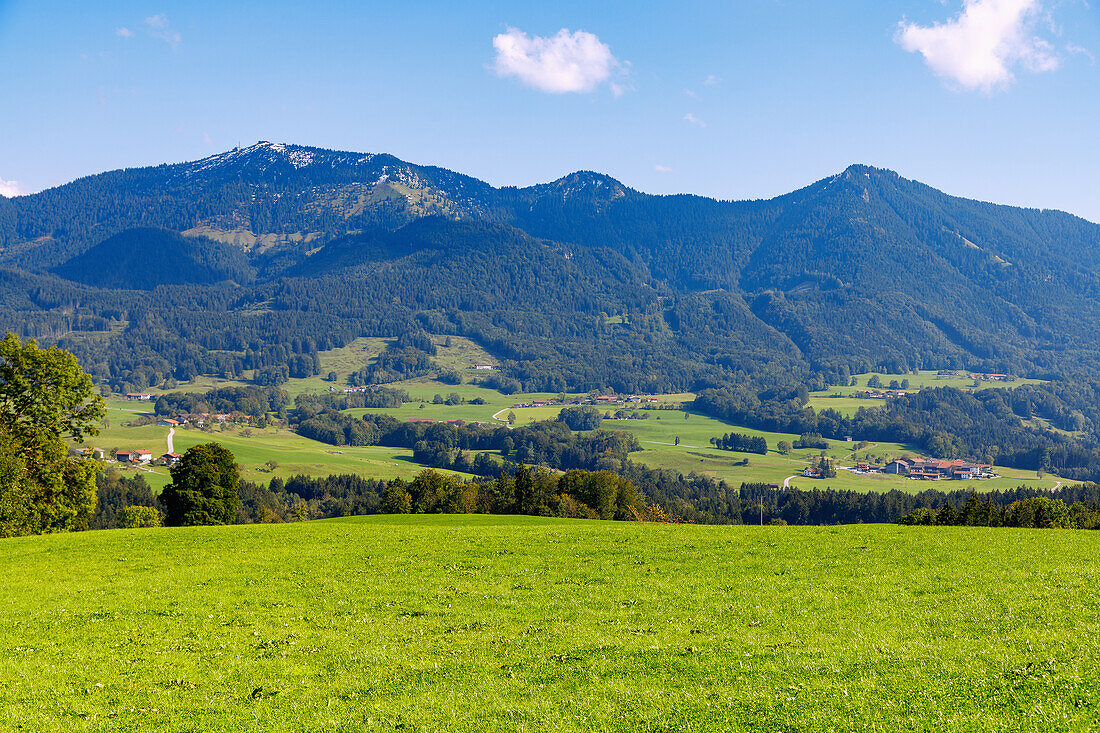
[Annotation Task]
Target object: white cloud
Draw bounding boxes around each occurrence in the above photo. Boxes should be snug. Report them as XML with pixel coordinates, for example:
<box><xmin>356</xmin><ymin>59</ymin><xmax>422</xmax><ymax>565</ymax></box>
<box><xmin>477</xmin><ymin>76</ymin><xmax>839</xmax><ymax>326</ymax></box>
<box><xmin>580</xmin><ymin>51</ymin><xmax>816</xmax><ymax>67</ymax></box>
<box><xmin>1066</xmin><ymin>42</ymin><xmax>1095</xmax><ymax>64</ymax></box>
<box><xmin>896</xmin><ymin>0</ymin><xmax>1060</xmax><ymax>92</ymax></box>
<box><xmin>683</xmin><ymin>113</ymin><xmax>705</xmax><ymax>127</ymax></box>
<box><xmin>654</xmin><ymin>165</ymin><xmax>673</xmax><ymax>173</ymax></box>
<box><xmin>116</xmin><ymin>27</ymin><xmax>134</xmax><ymax>39</ymax></box>
<box><xmin>144</xmin><ymin>13</ymin><xmax>182</xmax><ymax>48</ymax></box>
<box><xmin>703</xmin><ymin>74</ymin><xmax>721</xmax><ymax>86</ymax></box>
<box><xmin>0</xmin><ymin>178</ymin><xmax>24</xmax><ymax>198</ymax></box>
<box><xmin>202</xmin><ymin>132</ymin><xmax>214</xmax><ymax>145</ymax></box>
<box><xmin>492</xmin><ymin>27</ymin><xmax>626</xmax><ymax>94</ymax></box>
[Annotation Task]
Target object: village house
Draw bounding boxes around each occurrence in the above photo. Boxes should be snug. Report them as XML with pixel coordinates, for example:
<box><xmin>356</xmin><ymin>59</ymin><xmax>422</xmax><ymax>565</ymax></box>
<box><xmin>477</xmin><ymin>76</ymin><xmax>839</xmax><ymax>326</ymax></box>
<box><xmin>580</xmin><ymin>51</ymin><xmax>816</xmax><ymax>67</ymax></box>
<box><xmin>114</xmin><ymin>450</ymin><xmax>133</xmax><ymax>463</ymax></box>
<box><xmin>473</xmin><ymin>364</ymin><xmax>498</xmax><ymax>370</ymax></box>
<box><xmin>125</xmin><ymin>392</ymin><xmax>154</xmax><ymax>401</ymax></box>
<box><xmin>884</xmin><ymin>459</ymin><xmax>909</xmax><ymax>474</ymax></box>
<box><xmin>157</xmin><ymin>418</ymin><xmax>180</xmax><ymax>427</ymax></box>
<box><xmin>133</xmin><ymin>450</ymin><xmax>154</xmax><ymax>464</ymax></box>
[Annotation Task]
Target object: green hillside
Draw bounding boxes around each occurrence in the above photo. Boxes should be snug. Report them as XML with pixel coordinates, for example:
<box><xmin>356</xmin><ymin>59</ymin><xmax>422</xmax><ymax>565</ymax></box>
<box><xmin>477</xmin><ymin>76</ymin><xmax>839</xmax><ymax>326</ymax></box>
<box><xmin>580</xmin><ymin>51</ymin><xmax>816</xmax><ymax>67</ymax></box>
<box><xmin>1</xmin><ymin>516</ymin><xmax>1096</xmax><ymax>731</ymax></box>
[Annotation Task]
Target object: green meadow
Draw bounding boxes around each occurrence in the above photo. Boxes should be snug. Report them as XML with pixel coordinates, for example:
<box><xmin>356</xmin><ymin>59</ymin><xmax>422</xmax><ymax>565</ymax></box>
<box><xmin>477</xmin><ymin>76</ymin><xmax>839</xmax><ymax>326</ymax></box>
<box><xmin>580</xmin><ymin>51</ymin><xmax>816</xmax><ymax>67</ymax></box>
<box><xmin>0</xmin><ymin>515</ymin><xmax>1096</xmax><ymax>731</ymax></box>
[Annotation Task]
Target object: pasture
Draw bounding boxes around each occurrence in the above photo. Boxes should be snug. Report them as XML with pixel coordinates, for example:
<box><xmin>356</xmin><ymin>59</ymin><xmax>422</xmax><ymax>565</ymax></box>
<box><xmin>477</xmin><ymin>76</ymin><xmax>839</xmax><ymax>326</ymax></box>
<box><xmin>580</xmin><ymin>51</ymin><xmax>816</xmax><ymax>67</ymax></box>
<box><xmin>0</xmin><ymin>516</ymin><xmax>1096</xmax><ymax>731</ymax></box>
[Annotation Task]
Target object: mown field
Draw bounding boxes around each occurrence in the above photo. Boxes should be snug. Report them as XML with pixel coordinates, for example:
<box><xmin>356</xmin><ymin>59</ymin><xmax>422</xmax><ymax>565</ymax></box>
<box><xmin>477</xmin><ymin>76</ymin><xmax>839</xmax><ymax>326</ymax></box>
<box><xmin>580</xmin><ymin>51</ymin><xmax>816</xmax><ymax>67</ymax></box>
<box><xmin>1</xmin><ymin>516</ymin><xmax>1096</xmax><ymax>731</ymax></box>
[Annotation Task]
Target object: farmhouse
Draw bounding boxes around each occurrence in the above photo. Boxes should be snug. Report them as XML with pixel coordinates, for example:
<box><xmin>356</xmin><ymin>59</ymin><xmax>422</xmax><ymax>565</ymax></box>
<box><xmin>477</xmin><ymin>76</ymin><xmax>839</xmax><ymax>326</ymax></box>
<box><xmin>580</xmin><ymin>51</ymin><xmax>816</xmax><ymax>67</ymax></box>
<box><xmin>133</xmin><ymin>450</ymin><xmax>154</xmax><ymax>464</ymax></box>
<box><xmin>887</xmin><ymin>457</ymin><xmax>993</xmax><ymax>480</ymax></box>
<box><xmin>884</xmin><ymin>460</ymin><xmax>909</xmax><ymax>474</ymax></box>
<box><xmin>125</xmin><ymin>393</ymin><xmax>154</xmax><ymax>401</ymax></box>
<box><xmin>114</xmin><ymin>450</ymin><xmax>132</xmax><ymax>463</ymax></box>
<box><xmin>160</xmin><ymin>452</ymin><xmax>181</xmax><ymax>466</ymax></box>
<box><xmin>157</xmin><ymin>418</ymin><xmax>180</xmax><ymax>427</ymax></box>
<box><xmin>473</xmin><ymin>364</ymin><xmax>498</xmax><ymax>370</ymax></box>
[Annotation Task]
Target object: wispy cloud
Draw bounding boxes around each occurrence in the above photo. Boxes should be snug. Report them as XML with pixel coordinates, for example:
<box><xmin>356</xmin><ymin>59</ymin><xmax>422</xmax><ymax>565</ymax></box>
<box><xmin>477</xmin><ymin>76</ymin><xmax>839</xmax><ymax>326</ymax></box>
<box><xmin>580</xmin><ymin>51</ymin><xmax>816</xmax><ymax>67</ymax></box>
<box><xmin>895</xmin><ymin>0</ymin><xmax>1060</xmax><ymax>93</ymax></box>
<box><xmin>1066</xmin><ymin>42</ymin><xmax>1095</xmax><ymax>64</ymax></box>
<box><xmin>683</xmin><ymin>113</ymin><xmax>706</xmax><ymax>127</ymax></box>
<box><xmin>654</xmin><ymin>165</ymin><xmax>673</xmax><ymax>173</ymax></box>
<box><xmin>116</xmin><ymin>27</ymin><xmax>134</xmax><ymax>39</ymax></box>
<box><xmin>202</xmin><ymin>132</ymin><xmax>214</xmax><ymax>146</ymax></box>
<box><xmin>492</xmin><ymin>27</ymin><xmax>627</xmax><ymax>94</ymax></box>
<box><xmin>0</xmin><ymin>178</ymin><xmax>25</xmax><ymax>198</ymax></box>
<box><xmin>703</xmin><ymin>74</ymin><xmax>721</xmax><ymax>86</ymax></box>
<box><xmin>144</xmin><ymin>13</ymin><xmax>182</xmax><ymax>49</ymax></box>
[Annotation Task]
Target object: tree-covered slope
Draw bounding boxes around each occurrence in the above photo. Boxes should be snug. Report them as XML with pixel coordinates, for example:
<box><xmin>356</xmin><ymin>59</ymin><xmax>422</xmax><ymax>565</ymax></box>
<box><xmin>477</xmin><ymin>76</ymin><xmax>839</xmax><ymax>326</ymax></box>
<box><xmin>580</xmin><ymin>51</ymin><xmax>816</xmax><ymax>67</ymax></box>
<box><xmin>51</xmin><ymin>227</ymin><xmax>254</xmax><ymax>289</ymax></box>
<box><xmin>3</xmin><ymin>143</ymin><xmax>1100</xmax><ymax>394</ymax></box>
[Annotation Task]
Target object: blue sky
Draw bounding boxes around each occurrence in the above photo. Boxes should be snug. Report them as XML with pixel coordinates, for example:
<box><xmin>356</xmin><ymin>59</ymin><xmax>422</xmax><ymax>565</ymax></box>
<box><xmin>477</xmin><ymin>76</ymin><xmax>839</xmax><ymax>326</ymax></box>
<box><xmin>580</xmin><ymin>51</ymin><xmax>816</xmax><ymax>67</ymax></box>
<box><xmin>1</xmin><ymin>0</ymin><xmax>1098</xmax><ymax>221</ymax></box>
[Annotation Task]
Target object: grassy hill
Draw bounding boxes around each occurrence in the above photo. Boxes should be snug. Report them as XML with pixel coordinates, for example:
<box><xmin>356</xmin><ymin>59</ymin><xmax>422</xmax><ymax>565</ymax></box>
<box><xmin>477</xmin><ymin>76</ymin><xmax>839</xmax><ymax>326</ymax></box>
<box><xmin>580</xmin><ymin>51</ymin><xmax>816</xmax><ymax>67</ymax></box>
<box><xmin>1</xmin><ymin>516</ymin><xmax>1096</xmax><ymax>731</ymax></box>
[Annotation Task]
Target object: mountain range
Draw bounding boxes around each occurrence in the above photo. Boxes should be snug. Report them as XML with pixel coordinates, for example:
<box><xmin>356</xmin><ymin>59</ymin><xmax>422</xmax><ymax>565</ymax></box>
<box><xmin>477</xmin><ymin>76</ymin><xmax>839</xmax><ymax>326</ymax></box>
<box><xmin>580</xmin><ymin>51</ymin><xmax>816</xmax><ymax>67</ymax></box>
<box><xmin>2</xmin><ymin>141</ymin><xmax>1099</xmax><ymax>393</ymax></box>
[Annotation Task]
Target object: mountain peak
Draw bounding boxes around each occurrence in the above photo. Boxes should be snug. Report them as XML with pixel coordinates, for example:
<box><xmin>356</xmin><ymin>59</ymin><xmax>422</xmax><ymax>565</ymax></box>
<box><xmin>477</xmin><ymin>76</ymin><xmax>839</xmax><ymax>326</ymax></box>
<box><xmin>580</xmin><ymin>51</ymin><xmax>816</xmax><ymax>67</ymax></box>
<box><xmin>536</xmin><ymin>170</ymin><xmax>630</xmax><ymax>201</ymax></box>
<box><xmin>186</xmin><ymin>141</ymin><xmax>378</xmax><ymax>177</ymax></box>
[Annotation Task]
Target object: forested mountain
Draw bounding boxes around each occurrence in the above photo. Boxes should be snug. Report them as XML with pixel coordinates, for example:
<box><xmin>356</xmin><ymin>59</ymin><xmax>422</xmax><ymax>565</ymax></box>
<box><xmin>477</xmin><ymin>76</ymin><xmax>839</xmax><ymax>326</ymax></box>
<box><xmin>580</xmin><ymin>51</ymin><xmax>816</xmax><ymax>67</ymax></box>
<box><xmin>2</xmin><ymin>141</ymin><xmax>1100</xmax><ymax>398</ymax></box>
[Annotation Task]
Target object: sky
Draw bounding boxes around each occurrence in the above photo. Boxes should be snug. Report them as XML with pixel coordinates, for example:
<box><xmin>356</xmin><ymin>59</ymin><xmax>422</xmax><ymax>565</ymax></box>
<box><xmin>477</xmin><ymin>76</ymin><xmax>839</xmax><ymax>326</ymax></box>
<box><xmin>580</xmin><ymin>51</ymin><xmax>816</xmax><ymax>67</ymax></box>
<box><xmin>1</xmin><ymin>0</ymin><xmax>1098</xmax><ymax>222</ymax></box>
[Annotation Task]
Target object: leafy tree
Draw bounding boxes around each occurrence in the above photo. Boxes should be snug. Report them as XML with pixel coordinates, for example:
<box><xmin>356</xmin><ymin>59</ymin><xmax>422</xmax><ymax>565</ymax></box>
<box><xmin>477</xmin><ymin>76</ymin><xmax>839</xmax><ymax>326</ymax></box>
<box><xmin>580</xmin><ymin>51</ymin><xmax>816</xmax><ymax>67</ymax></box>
<box><xmin>160</xmin><ymin>442</ymin><xmax>240</xmax><ymax>526</ymax></box>
<box><xmin>777</xmin><ymin>440</ymin><xmax>792</xmax><ymax>455</ymax></box>
<box><xmin>0</xmin><ymin>334</ymin><xmax>105</xmax><ymax>536</ymax></box>
<box><xmin>380</xmin><ymin>478</ymin><xmax>412</xmax><ymax>514</ymax></box>
<box><xmin>556</xmin><ymin>406</ymin><xmax>602</xmax><ymax>431</ymax></box>
<box><xmin>117</xmin><ymin>505</ymin><xmax>162</xmax><ymax>528</ymax></box>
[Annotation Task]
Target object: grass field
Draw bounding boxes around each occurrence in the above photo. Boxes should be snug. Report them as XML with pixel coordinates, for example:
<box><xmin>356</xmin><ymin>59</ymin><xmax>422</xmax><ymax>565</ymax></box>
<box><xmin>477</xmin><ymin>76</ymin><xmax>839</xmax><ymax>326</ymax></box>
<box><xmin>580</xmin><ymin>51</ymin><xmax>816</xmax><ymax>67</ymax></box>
<box><xmin>0</xmin><ymin>515</ymin><xmax>1096</xmax><ymax>731</ymax></box>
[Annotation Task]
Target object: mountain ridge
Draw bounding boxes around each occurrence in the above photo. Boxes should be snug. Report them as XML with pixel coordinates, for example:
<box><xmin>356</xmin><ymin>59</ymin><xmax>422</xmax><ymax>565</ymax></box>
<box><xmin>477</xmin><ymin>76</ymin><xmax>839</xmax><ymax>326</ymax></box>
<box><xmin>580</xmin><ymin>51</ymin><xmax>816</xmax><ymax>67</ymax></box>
<box><xmin>2</xmin><ymin>141</ymin><xmax>1100</xmax><ymax>399</ymax></box>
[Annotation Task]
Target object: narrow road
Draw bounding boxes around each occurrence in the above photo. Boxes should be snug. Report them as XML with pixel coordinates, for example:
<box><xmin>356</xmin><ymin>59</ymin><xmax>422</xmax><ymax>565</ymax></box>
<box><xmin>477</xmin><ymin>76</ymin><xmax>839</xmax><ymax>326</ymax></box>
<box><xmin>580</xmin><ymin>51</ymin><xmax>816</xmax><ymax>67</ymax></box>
<box><xmin>783</xmin><ymin>474</ymin><xmax>798</xmax><ymax>488</ymax></box>
<box><xmin>166</xmin><ymin>427</ymin><xmax>175</xmax><ymax>454</ymax></box>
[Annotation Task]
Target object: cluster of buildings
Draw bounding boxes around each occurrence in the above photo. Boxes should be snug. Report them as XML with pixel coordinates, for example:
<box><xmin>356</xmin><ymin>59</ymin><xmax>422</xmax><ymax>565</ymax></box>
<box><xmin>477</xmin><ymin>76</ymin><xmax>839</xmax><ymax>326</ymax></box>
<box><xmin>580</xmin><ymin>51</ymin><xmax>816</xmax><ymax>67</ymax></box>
<box><xmin>876</xmin><ymin>458</ymin><xmax>995</xmax><ymax>480</ymax></box>
<box><xmin>156</xmin><ymin>413</ymin><xmax>239</xmax><ymax>428</ymax></box>
<box><xmin>112</xmin><ymin>449</ymin><xmax>181</xmax><ymax>467</ymax></box>
<box><xmin>509</xmin><ymin>394</ymin><xmax>660</xmax><ymax>410</ymax></box>
<box><xmin>68</xmin><ymin>447</ymin><xmax>181</xmax><ymax>467</ymax></box>
<box><xmin>937</xmin><ymin>370</ymin><xmax>1017</xmax><ymax>383</ymax></box>
<box><xmin>849</xmin><ymin>389</ymin><xmax>909</xmax><ymax>400</ymax></box>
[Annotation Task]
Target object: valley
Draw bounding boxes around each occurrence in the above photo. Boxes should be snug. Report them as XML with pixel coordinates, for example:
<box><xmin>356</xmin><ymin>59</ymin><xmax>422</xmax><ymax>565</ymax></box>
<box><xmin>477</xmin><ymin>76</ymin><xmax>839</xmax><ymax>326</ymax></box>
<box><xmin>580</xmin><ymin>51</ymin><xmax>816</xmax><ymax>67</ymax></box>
<box><xmin>91</xmin><ymin>334</ymin><xmax>1067</xmax><ymax>496</ymax></box>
